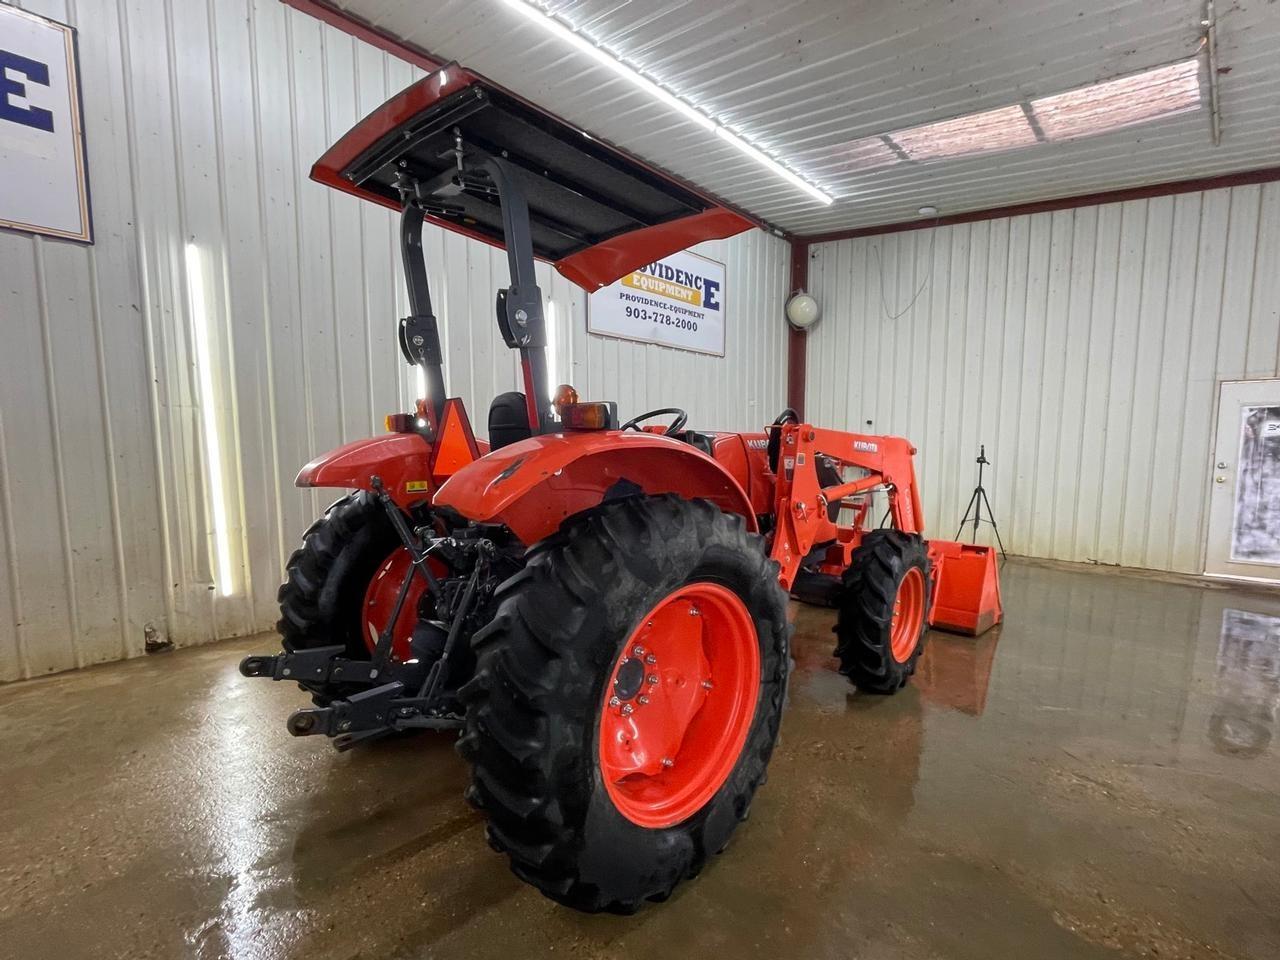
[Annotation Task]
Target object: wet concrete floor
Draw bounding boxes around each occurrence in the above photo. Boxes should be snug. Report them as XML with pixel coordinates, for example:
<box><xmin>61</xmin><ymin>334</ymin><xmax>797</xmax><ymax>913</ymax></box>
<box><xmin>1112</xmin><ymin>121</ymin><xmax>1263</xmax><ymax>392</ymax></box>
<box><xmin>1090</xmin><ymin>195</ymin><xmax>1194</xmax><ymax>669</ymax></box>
<box><xmin>2</xmin><ymin>559</ymin><xmax>1279</xmax><ymax>959</ymax></box>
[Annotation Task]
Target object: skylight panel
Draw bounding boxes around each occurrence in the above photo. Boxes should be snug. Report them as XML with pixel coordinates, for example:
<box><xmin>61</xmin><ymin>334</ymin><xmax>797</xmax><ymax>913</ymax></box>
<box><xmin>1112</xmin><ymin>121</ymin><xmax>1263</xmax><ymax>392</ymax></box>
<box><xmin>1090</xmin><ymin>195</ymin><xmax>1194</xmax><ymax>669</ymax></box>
<box><xmin>800</xmin><ymin>136</ymin><xmax>902</xmax><ymax>175</ymax></box>
<box><xmin>889</xmin><ymin>104</ymin><xmax>1038</xmax><ymax>162</ymax></box>
<box><xmin>806</xmin><ymin>57</ymin><xmax>1206</xmax><ymax>181</ymax></box>
<box><xmin>1030</xmin><ymin>58</ymin><xmax>1203</xmax><ymax>141</ymax></box>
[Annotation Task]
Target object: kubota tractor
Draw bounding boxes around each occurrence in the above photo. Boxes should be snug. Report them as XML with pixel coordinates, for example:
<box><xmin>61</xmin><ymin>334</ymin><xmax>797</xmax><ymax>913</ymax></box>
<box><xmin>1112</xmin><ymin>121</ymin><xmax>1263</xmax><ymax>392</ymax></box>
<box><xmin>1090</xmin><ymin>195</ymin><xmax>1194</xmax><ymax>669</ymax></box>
<box><xmin>242</xmin><ymin>65</ymin><xmax>1002</xmax><ymax>913</ymax></box>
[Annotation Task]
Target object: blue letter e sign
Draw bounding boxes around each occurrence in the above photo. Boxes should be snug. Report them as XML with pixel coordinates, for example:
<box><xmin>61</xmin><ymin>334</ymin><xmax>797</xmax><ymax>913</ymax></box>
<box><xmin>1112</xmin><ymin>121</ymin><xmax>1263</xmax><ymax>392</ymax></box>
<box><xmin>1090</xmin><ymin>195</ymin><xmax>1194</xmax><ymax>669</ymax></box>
<box><xmin>0</xmin><ymin>50</ymin><xmax>55</xmax><ymax>132</ymax></box>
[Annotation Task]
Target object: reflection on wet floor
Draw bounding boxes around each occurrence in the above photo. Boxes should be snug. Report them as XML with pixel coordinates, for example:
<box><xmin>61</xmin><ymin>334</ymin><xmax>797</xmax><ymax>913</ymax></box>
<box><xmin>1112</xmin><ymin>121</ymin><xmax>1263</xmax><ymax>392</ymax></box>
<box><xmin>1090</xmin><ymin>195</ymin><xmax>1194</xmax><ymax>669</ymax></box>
<box><xmin>1</xmin><ymin>560</ymin><xmax>1278</xmax><ymax>960</ymax></box>
<box><xmin>1210</xmin><ymin>609</ymin><xmax>1280</xmax><ymax>759</ymax></box>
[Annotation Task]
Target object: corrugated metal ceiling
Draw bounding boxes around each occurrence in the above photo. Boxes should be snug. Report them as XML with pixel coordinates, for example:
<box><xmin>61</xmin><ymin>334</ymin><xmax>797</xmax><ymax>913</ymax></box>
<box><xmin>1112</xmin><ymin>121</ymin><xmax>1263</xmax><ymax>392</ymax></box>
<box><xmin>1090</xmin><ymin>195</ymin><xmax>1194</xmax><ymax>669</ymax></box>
<box><xmin>328</xmin><ymin>0</ymin><xmax>1280</xmax><ymax>236</ymax></box>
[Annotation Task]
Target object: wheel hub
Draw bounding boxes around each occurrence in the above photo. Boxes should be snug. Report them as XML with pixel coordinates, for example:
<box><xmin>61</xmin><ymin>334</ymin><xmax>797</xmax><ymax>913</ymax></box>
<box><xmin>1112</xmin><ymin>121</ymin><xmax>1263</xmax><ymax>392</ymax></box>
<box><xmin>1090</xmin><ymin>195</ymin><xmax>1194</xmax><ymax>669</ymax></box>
<box><xmin>889</xmin><ymin>566</ymin><xmax>926</xmax><ymax>662</ymax></box>
<box><xmin>362</xmin><ymin>549</ymin><xmax>445</xmax><ymax>662</ymax></box>
<box><xmin>598</xmin><ymin>583</ymin><xmax>760</xmax><ymax>829</ymax></box>
<box><xmin>612</xmin><ymin>657</ymin><xmax>646</xmax><ymax>701</ymax></box>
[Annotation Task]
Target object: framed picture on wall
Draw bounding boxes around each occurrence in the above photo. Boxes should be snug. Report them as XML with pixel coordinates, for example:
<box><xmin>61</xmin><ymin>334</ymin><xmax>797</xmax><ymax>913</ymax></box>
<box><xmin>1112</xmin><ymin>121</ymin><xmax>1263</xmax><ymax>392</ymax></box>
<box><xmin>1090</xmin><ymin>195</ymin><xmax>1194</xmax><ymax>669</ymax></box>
<box><xmin>0</xmin><ymin>3</ymin><xmax>93</xmax><ymax>243</ymax></box>
<box><xmin>587</xmin><ymin>249</ymin><xmax>727</xmax><ymax>357</ymax></box>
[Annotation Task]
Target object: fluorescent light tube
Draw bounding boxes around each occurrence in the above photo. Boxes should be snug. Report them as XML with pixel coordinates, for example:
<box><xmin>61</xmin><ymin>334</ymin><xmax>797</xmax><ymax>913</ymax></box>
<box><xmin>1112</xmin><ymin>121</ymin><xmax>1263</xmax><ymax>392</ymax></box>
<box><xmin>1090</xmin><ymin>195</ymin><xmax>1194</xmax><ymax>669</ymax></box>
<box><xmin>499</xmin><ymin>0</ymin><xmax>833</xmax><ymax>205</ymax></box>
<box><xmin>185</xmin><ymin>242</ymin><xmax>236</xmax><ymax>597</ymax></box>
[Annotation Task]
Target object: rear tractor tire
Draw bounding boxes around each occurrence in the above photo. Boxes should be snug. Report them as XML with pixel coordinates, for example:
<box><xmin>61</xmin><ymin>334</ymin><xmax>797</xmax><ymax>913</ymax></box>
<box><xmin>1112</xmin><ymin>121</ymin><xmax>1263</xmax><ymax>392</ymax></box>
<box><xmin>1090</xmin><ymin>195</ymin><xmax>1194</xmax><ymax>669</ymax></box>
<box><xmin>457</xmin><ymin>494</ymin><xmax>791</xmax><ymax>913</ymax></box>
<box><xmin>834</xmin><ymin>530</ymin><xmax>930</xmax><ymax>693</ymax></box>
<box><xmin>277</xmin><ymin>492</ymin><xmax>432</xmax><ymax>702</ymax></box>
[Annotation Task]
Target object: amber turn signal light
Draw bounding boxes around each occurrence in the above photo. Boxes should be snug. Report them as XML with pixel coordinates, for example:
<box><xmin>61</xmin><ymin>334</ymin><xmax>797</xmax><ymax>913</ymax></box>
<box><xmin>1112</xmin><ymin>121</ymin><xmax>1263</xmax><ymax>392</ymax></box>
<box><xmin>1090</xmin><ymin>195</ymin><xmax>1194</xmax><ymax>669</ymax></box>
<box><xmin>561</xmin><ymin>402</ymin><xmax>612</xmax><ymax>431</ymax></box>
<box><xmin>552</xmin><ymin>383</ymin><xmax>579</xmax><ymax>413</ymax></box>
<box><xmin>385</xmin><ymin>413</ymin><xmax>414</xmax><ymax>433</ymax></box>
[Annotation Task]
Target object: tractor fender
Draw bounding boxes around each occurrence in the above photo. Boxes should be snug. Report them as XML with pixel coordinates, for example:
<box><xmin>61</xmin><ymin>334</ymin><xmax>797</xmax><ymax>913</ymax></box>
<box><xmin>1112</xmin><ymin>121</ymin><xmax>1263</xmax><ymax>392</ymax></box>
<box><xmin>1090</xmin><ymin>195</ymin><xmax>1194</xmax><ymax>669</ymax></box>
<box><xmin>433</xmin><ymin>431</ymin><xmax>757</xmax><ymax>545</ymax></box>
<box><xmin>296</xmin><ymin>433</ymin><xmax>434</xmax><ymax>508</ymax></box>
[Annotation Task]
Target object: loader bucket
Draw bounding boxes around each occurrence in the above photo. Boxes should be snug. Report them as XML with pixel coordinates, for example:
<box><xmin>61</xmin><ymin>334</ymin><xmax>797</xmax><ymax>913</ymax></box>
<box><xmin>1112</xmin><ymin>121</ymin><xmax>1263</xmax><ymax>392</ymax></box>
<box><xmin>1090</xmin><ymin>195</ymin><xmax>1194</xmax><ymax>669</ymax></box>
<box><xmin>925</xmin><ymin>540</ymin><xmax>1003</xmax><ymax>636</ymax></box>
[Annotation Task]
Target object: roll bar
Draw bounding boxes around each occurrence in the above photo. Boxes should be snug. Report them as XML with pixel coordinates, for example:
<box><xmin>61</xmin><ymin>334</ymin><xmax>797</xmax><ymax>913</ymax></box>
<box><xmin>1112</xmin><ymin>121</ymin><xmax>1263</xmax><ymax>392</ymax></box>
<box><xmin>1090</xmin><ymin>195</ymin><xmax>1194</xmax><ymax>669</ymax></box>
<box><xmin>319</xmin><ymin>66</ymin><xmax>755</xmax><ymax>435</ymax></box>
<box><xmin>395</xmin><ymin>149</ymin><xmax>550</xmax><ymax>435</ymax></box>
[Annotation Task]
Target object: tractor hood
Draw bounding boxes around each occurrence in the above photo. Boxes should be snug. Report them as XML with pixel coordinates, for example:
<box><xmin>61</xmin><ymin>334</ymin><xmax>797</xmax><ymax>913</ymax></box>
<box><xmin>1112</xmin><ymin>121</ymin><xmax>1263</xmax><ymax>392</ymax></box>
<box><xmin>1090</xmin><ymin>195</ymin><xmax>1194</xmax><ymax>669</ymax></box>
<box><xmin>311</xmin><ymin>65</ymin><xmax>756</xmax><ymax>291</ymax></box>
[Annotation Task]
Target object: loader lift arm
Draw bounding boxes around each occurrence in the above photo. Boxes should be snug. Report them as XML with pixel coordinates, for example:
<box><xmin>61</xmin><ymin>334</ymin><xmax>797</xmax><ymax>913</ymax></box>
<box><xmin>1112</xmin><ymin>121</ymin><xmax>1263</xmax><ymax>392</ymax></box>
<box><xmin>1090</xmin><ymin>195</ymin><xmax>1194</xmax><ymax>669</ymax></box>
<box><xmin>768</xmin><ymin>422</ymin><xmax>923</xmax><ymax>590</ymax></box>
<box><xmin>766</xmin><ymin>420</ymin><xmax>1002</xmax><ymax>636</ymax></box>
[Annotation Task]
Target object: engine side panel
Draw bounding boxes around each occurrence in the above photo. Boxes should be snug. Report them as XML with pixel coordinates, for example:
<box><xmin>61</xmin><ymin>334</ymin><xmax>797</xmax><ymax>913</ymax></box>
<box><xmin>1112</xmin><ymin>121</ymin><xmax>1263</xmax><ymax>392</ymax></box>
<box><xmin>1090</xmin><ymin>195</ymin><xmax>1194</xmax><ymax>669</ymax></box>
<box><xmin>705</xmin><ymin>433</ymin><xmax>775</xmax><ymax>517</ymax></box>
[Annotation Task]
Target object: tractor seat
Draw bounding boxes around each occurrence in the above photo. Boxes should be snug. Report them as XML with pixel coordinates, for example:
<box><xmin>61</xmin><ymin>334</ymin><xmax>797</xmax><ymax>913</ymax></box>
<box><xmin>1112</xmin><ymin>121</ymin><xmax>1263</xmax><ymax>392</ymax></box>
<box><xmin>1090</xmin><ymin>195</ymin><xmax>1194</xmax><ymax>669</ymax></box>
<box><xmin>681</xmin><ymin>430</ymin><xmax>715</xmax><ymax>458</ymax></box>
<box><xmin>816</xmin><ymin>455</ymin><xmax>844</xmax><ymax>522</ymax></box>
<box><xmin>489</xmin><ymin>391</ymin><xmax>532</xmax><ymax>450</ymax></box>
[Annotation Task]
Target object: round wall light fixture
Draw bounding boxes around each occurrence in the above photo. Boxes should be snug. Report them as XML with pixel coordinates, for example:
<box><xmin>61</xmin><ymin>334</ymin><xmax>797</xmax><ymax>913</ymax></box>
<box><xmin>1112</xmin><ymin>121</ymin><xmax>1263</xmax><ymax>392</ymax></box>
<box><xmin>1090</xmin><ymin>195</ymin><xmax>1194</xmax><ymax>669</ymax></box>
<box><xmin>785</xmin><ymin>291</ymin><xmax>821</xmax><ymax>330</ymax></box>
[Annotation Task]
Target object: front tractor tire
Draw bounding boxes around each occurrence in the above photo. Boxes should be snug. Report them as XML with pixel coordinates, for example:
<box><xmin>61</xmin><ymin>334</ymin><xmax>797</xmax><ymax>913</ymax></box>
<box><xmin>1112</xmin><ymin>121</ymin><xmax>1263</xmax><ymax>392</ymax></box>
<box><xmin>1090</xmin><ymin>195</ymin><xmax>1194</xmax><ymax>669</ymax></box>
<box><xmin>457</xmin><ymin>495</ymin><xmax>790</xmax><ymax>913</ymax></box>
<box><xmin>834</xmin><ymin>530</ymin><xmax>931</xmax><ymax>693</ymax></box>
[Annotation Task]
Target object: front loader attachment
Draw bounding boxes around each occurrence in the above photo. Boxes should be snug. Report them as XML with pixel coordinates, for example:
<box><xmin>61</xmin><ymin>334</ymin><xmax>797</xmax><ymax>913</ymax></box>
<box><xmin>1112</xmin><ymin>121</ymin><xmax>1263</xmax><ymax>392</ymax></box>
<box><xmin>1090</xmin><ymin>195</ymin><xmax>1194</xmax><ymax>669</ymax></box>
<box><xmin>926</xmin><ymin>540</ymin><xmax>1003</xmax><ymax>636</ymax></box>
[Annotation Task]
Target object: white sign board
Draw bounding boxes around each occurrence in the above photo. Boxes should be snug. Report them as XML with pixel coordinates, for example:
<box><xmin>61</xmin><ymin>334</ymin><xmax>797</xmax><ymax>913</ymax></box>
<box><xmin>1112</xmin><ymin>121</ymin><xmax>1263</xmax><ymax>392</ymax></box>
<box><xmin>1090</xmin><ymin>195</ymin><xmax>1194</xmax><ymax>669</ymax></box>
<box><xmin>0</xmin><ymin>4</ymin><xmax>92</xmax><ymax>242</ymax></box>
<box><xmin>588</xmin><ymin>249</ymin><xmax>726</xmax><ymax>356</ymax></box>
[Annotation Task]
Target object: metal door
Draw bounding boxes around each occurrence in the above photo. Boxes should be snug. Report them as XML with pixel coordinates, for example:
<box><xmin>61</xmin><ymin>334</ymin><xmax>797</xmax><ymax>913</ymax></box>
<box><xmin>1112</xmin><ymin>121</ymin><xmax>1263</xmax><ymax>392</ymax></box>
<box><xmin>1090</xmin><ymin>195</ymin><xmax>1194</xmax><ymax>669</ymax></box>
<box><xmin>1206</xmin><ymin>379</ymin><xmax>1280</xmax><ymax>582</ymax></box>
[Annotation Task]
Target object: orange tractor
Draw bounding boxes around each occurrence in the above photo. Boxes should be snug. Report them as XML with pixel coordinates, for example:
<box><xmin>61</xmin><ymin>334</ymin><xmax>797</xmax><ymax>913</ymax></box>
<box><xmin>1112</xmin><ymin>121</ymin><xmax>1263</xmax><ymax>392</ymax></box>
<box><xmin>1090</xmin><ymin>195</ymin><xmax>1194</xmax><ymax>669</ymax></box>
<box><xmin>241</xmin><ymin>66</ymin><xmax>1001</xmax><ymax>913</ymax></box>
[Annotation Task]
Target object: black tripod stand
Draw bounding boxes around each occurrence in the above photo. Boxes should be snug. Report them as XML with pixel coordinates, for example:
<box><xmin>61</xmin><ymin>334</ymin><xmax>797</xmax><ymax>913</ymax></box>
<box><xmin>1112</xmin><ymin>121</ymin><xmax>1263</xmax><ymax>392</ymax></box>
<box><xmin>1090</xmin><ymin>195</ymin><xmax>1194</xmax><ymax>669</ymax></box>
<box><xmin>955</xmin><ymin>445</ymin><xmax>1006</xmax><ymax>561</ymax></box>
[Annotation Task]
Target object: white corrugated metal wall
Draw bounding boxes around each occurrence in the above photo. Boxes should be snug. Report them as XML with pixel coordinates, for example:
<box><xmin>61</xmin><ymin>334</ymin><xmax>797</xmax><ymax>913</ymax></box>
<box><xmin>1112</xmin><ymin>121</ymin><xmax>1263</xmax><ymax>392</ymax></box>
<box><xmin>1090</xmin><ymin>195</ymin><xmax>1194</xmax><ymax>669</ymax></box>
<box><xmin>0</xmin><ymin>0</ymin><xmax>789</xmax><ymax>680</ymax></box>
<box><xmin>806</xmin><ymin>182</ymin><xmax>1280</xmax><ymax>575</ymax></box>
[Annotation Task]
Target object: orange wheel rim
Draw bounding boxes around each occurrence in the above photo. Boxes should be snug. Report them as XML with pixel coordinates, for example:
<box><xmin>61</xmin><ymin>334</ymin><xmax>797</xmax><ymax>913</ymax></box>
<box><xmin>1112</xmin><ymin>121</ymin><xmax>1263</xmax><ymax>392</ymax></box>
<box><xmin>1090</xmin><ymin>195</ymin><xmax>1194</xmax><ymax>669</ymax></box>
<box><xmin>889</xmin><ymin>567</ymin><xmax>926</xmax><ymax>662</ymax></box>
<box><xmin>598</xmin><ymin>582</ymin><xmax>760</xmax><ymax>829</ymax></box>
<box><xmin>361</xmin><ymin>548</ymin><xmax>437</xmax><ymax>661</ymax></box>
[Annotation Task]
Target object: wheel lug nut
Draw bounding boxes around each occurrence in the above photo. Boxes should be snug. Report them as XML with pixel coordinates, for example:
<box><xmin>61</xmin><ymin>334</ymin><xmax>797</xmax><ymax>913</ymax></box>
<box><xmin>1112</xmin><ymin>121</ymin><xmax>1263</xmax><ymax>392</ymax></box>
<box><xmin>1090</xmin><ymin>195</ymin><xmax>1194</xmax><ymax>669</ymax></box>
<box><xmin>638</xmin><ymin>695</ymin><xmax>649</xmax><ymax>705</ymax></box>
<box><xmin>689</xmin><ymin>605</ymin><xmax>700</xmax><ymax>616</ymax></box>
<box><xmin>609</xmin><ymin>696</ymin><xmax>621</xmax><ymax>707</ymax></box>
<box><xmin>701</xmin><ymin>679</ymin><xmax>714</xmax><ymax>690</ymax></box>
<box><xmin>647</xmin><ymin>675</ymin><xmax>659</xmax><ymax>685</ymax></box>
<box><xmin>661</xmin><ymin>757</ymin><xmax>674</xmax><ymax>767</ymax></box>
<box><xmin>645</xmin><ymin>654</ymin><xmax>656</xmax><ymax>664</ymax></box>
<box><xmin>633</xmin><ymin>645</ymin><xmax>646</xmax><ymax>657</ymax></box>
<box><xmin>621</xmin><ymin>704</ymin><xmax>634</xmax><ymax>716</ymax></box>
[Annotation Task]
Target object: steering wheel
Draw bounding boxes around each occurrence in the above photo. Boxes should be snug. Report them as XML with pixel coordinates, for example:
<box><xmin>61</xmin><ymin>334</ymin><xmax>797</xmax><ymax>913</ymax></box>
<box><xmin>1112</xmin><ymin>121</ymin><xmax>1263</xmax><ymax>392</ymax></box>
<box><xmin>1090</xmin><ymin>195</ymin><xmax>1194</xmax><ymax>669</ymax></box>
<box><xmin>620</xmin><ymin>407</ymin><xmax>688</xmax><ymax>436</ymax></box>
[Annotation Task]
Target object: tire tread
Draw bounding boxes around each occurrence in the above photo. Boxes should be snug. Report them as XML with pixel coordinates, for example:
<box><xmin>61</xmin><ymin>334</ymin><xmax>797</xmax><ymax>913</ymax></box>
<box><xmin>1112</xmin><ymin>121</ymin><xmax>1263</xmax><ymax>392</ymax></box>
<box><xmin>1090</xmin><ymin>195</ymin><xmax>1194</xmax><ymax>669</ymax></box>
<box><xmin>833</xmin><ymin>529</ymin><xmax>930</xmax><ymax>693</ymax></box>
<box><xmin>458</xmin><ymin>494</ymin><xmax>790</xmax><ymax>912</ymax></box>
